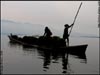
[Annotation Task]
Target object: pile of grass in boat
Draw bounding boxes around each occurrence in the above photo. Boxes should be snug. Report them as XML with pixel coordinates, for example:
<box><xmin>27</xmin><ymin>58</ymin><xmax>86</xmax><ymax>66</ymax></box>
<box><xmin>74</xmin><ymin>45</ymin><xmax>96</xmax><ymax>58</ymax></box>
<box><xmin>22</xmin><ymin>36</ymin><xmax>66</xmax><ymax>47</ymax></box>
<box><xmin>22</xmin><ymin>36</ymin><xmax>38</xmax><ymax>45</ymax></box>
<box><xmin>8</xmin><ymin>35</ymin><xmax>66</xmax><ymax>47</ymax></box>
<box><xmin>38</xmin><ymin>36</ymin><xmax>66</xmax><ymax>47</ymax></box>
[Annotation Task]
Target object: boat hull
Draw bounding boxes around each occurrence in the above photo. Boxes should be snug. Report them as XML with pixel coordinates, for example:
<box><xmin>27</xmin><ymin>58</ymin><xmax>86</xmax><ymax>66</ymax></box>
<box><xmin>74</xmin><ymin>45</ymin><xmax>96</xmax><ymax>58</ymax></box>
<box><xmin>8</xmin><ymin>34</ymin><xmax>88</xmax><ymax>54</ymax></box>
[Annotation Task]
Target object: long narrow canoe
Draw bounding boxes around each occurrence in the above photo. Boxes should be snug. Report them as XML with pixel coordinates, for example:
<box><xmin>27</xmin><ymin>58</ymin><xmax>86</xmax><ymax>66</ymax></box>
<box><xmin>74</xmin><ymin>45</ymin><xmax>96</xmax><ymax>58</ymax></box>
<box><xmin>8</xmin><ymin>34</ymin><xmax>88</xmax><ymax>54</ymax></box>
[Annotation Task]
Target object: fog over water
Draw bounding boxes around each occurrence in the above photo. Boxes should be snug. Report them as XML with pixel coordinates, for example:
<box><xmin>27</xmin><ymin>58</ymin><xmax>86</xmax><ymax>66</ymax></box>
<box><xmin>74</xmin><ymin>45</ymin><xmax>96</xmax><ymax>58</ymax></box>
<box><xmin>1</xmin><ymin>1</ymin><xmax>99</xmax><ymax>37</ymax></box>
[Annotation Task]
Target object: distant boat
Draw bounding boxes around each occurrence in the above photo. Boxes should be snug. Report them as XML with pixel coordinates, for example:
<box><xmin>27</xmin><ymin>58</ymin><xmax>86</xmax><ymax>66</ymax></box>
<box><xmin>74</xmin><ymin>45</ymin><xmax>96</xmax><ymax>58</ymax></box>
<box><xmin>8</xmin><ymin>34</ymin><xmax>88</xmax><ymax>54</ymax></box>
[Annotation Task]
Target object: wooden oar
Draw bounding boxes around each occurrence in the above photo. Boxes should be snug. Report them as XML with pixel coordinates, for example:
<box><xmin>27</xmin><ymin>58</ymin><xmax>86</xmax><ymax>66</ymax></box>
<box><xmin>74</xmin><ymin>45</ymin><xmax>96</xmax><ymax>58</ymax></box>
<box><xmin>69</xmin><ymin>2</ymin><xmax>83</xmax><ymax>36</ymax></box>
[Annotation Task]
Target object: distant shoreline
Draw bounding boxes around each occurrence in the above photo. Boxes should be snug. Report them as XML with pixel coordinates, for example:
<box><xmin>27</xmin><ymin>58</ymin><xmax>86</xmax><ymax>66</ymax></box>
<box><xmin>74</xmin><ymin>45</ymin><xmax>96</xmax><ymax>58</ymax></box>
<box><xmin>1</xmin><ymin>33</ymin><xmax>99</xmax><ymax>38</ymax></box>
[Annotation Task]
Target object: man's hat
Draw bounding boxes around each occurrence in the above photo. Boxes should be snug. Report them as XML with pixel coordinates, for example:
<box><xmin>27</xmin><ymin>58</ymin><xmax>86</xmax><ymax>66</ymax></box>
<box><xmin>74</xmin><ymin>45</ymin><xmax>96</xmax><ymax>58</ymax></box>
<box><xmin>64</xmin><ymin>24</ymin><xmax>69</xmax><ymax>27</ymax></box>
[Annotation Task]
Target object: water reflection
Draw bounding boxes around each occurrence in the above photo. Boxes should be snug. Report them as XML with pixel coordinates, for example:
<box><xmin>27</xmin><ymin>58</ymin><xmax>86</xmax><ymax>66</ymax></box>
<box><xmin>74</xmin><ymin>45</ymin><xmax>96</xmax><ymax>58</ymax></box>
<box><xmin>8</xmin><ymin>41</ymin><xmax>22</xmax><ymax>48</ymax></box>
<box><xmin>37</xmin><ymin>48</ymin><xmax>69</xmax><ymax>73</ymax></box>
<box><xmin>8</xmin><ymin>42</ymin><xmax>87</xmax><ymax>74</ymax></box>
<box><xmin>37</xmin><ymin>47</ymin><xmax>87</xmax><ymax>74</ymax></box>
<box><xmin>0</xmin><ymin>51</ymin><xmax>3</xmax><ymax>74</ymax></box>
<box><xmin>69</xmin><ymin>52</ymin><xmax>87</xmax><ymax>64</ymax></box>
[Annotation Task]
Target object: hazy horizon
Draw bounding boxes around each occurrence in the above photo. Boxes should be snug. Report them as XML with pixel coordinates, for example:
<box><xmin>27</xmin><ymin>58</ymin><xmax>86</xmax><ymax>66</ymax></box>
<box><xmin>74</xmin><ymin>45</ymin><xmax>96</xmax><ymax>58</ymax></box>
<box><xmin>1</xmin><ymin>1</ymin><xmax>99</xmax><ymax>36</ymax></box>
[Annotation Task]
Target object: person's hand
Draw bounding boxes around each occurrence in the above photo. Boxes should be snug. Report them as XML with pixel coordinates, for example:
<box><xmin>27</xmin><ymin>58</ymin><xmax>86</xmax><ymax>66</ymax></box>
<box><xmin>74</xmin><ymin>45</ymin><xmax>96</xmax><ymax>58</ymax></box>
<box><xmin>72</xmin><ymin>23</ymin><xmax>74</xmax><ymax>26</ymax></box>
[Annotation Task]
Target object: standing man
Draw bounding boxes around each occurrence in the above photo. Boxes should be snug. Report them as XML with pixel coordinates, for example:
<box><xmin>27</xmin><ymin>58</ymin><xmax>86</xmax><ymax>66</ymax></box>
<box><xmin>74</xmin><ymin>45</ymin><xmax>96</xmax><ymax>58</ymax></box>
<box><xmin>63</xmin><ymin>23</ymin><xmax>74</xmax><ymax>45</ymax></box>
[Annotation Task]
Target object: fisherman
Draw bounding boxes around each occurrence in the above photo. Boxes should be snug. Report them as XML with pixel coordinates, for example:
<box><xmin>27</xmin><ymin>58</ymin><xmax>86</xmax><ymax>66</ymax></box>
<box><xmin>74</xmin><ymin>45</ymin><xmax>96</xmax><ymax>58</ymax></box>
<box><xmin>63</xmin><ymin>23</ymin><xmax>74</xmax><ymax>45</ymax></box>
<box><xmin>44</xmin><ymin>26</ymin><xmax>52</xmax><ymax>37</ymax></box>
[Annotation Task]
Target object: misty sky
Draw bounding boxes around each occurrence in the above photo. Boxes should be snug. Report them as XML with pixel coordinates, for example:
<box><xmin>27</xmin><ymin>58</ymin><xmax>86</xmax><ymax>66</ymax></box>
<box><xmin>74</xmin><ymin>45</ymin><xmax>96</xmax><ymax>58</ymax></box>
<box><xmin>1</xmin><ymin>1</ymin><xmax>99</xmax><ymax>35</ymax></box>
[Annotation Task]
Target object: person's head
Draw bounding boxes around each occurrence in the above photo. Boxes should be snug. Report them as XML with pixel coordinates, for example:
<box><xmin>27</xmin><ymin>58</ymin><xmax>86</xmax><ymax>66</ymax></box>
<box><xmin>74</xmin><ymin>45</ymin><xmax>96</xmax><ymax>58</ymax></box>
<box><xmin>64</xmin><ymin>24</ymin><xmax>69</xmax><ymax>28</ymax></box>
<box><xmin>45</xmin><ymin>26</ymin><xmax>48</xmax><ymax>29</ymax></box>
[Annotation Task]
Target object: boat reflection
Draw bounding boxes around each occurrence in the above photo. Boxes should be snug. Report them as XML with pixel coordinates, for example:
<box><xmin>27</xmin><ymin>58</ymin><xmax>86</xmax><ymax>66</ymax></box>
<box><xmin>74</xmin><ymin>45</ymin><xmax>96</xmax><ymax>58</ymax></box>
<box><xmin>8</xmin><ymin>42</ymin><xmax>87</xmax><ymax>74</ymax></box>
<box><xmin>36</xmin><ymin>47</ymin><xmax>87</xmax><ymax>74</ymax></box>
<box><xmin>8</xmin><ymin>41</ymin><xmax>22</xmax><ymax>48</ymax></box>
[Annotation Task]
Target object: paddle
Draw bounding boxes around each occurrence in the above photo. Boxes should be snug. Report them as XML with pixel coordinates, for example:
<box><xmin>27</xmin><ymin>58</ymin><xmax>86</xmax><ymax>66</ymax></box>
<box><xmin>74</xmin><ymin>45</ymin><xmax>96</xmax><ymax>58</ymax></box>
<box><xmin>69</xmin><ymin>2</ymin><xmax>83</xmax><ymax>36</ymax></box>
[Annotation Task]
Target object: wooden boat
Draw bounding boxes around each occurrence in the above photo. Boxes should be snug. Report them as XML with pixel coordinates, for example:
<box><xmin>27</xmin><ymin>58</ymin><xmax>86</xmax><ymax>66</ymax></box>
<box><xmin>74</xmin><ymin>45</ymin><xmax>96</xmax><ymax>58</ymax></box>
<box><xmin>8</xmin><ymin>34</ymin><xmax>66</xmax><ymax>47</ymax></box>
<box><xmin>37</xmin><ymin>44</ymin><xmax>88</xmax><ymax>55</ymax></box>
<box><xmin>8</xmin><ymin>34</ymin><xmax>88</xmax><ymax>54</ymax></box>
<box><xmin>8</xmin><ymin>35</ymin><xmax>23</xmax><ymax>44</ymax></box>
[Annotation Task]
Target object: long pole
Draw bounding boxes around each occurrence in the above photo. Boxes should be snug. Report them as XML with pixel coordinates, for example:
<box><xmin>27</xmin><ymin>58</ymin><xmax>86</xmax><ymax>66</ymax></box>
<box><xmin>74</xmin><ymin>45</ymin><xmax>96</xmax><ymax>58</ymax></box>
<box><xmin>69</xmin><ymin>2</ymin><xmax>82</xmax><ymax>36</ymax></box>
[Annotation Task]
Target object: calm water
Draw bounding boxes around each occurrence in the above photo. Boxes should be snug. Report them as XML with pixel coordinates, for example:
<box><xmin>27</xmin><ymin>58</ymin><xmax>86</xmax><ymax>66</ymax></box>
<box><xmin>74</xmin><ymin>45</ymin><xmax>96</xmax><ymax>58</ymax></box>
<box><xmin>1</xmin><ymin>34</ymin><xmax>99</xmax><ymax>74</ymax></box>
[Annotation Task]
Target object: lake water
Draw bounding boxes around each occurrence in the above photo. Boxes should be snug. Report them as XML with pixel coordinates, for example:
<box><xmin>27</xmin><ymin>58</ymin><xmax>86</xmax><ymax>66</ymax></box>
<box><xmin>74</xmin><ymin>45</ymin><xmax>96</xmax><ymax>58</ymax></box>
<box><xmin>1</xmin><ymin>34</ymin><xmax>99</xmax><ymax>74</ymax></box>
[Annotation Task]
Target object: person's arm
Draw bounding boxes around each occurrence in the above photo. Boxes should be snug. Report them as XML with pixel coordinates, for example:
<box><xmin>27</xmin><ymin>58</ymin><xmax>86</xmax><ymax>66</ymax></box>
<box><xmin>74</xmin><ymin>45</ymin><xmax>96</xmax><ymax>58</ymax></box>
<box><xmin>69</xmin><ymin>23</ymin><xmax>74</xmax><ymax>28</ymax></box>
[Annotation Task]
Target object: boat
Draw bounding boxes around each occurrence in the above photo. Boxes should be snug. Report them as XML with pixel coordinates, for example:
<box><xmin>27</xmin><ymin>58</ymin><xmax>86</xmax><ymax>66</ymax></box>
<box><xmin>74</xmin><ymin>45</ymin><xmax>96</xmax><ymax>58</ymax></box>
<box><xmin>8</xmin><ymin>35</ymin><xmax>23</xmax><ymax>44</ymax></box>
<box><xmin>8</xmin><ymin>34</ymin><xmax>88</xmax><ymax>54</ymax></box>
<box><xmin>37</xmin><ymin>44</ymin><xmax>88</xmax><ymax>55</ymax></box>
<box><xmin>8</xmin><ymin>34</ymin><xmax>66</xmax><ymax>47</ymax></box>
